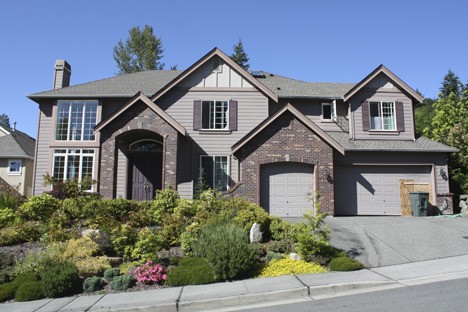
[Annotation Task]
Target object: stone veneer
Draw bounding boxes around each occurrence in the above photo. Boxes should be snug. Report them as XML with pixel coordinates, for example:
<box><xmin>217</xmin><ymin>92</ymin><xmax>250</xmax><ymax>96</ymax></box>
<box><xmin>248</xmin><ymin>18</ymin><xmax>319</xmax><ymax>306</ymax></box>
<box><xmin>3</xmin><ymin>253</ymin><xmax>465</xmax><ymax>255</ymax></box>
<box><xmin>98</xmin><ymin>101</ymin><xmax>179</xmax><ymax>198</ymax></box>
<box><xmin>233</xmin><ymin>111</ymin><xmax>335</xmax><ymax>215</ymax></box>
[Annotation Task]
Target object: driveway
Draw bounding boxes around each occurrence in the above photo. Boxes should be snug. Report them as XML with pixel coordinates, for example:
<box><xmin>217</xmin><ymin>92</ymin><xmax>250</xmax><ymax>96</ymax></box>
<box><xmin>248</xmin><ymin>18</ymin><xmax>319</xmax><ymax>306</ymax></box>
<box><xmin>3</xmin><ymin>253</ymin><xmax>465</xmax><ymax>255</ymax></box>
<box><xmin>326</xmin><ymin>216</ymin><xmax>468</xmax><ymax>268</ymax></box>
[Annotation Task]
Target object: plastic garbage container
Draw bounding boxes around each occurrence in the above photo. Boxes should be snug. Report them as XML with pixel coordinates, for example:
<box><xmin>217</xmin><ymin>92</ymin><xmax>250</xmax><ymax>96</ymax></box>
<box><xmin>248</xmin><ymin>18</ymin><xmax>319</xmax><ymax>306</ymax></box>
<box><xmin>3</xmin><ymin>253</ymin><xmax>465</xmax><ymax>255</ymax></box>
<box><xmin>410</xmin><ymin>192</ymin><xmax>429</xmax><ymax>217</ymax></box>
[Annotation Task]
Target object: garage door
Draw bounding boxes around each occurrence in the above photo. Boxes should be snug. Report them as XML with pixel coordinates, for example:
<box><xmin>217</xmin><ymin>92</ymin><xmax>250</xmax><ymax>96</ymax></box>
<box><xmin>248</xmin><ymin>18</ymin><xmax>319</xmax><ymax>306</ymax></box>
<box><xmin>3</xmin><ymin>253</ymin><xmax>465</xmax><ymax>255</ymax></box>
<box><xmin>260</xmin><ymin>163</ymin><xmax>314</xmax><ymax>217</ymax></box>
<box><xmin>335</xmin><ymin>166</ymin><xmax>432</xmax><ymax>215</ymax></box>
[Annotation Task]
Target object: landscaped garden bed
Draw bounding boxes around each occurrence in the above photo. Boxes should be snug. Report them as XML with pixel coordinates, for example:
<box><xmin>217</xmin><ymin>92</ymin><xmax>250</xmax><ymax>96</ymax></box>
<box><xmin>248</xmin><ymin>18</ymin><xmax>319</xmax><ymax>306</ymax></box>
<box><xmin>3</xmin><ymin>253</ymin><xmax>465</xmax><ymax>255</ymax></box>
<box><xmin>0</xmin><ymin>181</ymin><xmax>363</xmax><ymax>303</ymax></box>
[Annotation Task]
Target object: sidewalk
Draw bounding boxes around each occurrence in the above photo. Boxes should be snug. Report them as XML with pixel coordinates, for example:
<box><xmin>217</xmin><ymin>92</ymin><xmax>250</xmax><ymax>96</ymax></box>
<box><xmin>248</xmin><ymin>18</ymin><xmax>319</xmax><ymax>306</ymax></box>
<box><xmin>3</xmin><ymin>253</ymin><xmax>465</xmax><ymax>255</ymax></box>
<box><xmin>3</xmin><ymin>255</ymin><xmax>468</xmax><ymax>312</ymax></box>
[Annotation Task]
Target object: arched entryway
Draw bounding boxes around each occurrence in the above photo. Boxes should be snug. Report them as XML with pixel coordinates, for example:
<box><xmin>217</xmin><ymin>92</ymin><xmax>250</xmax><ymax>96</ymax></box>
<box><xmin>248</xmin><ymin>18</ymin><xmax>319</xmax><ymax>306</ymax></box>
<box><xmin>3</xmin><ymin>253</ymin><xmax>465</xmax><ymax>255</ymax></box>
<box><xmin>127</xmin><ymin>139</ymin><xmax>163</xmax><ymax>201</ymax></box>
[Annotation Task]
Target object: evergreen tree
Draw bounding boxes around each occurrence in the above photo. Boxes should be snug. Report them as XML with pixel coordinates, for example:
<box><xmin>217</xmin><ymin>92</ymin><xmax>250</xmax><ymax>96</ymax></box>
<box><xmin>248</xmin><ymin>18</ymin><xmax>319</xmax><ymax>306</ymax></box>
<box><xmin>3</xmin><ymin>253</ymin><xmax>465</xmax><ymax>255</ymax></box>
<box><xmin>440</xmin><ymin>70</ymin><xmax>463</xmax><ymax>97</ymax></box>
<box><xmin>113</xmin><ymin>25</ymin><xmax>164</xmax><ymax>74</ymax></box>
<box><xmin>230</xmin><ymin>39</ymin><xmax>250</xmax><ymax>70</ymax></box>
<box><xmin>0</xmin><ymin>114</ymin><xmax>10</xmax><ymax>127</ymax></box>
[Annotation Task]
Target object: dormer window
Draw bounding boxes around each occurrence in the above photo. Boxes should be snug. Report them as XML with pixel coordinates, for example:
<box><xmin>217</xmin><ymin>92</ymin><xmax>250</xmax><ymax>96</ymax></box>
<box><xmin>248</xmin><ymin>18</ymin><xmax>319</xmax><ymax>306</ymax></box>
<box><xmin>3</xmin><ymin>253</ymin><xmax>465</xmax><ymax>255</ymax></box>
<box><xmin>369</xmin><ymin>101</ymin><xmax>396</xmax><ymax>130</ymax></box>
<box><xmin>322</xmin><ymin>101</ymin><xmax>336</xmax><ymax>122</ymax></box>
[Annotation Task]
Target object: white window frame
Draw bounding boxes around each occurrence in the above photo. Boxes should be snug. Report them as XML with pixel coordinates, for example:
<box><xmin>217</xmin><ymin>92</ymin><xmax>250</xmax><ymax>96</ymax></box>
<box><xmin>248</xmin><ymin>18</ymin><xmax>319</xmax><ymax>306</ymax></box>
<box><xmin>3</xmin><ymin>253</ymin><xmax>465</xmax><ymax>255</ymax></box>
<box><xmin>321</xmin><ymin>101</ymin><xmax>336</xmax><ymax>122</ymax></box>
<box><xmin>7</xmin><ymin>159</ymin><xmax>22</xmax><ymax>175</ymax></box>
<box><xmin>199</xmin><ymin>155</ymin><xmax>230</xmax><ymax>191</ymax></box>
<box><xmin>55</xmin><ymin>100</ymin><xmax>98</xmax><ymax>142</ymax></box>
<box><xmin>52</xmin><ymin>149</ymin><xmax>95</xmax><ymax>191</ymax></box>
<box><xmin>201</xmin><ymin>100</ymin><xmax>229</xmax><ymax>130</ymax></box>
<box><xmin>369</xmin><ymin>101</ymin><xmax>396</xmax><ymax>131</ymax></box>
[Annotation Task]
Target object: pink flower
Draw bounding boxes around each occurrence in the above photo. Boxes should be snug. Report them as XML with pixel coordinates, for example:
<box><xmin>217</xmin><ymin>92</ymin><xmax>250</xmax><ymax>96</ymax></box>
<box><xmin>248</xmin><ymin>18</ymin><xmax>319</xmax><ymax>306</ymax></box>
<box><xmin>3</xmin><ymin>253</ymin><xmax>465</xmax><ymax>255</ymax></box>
<box><xmin>133</xmin><ymin>260</ymin><xmax>167</xmax><ymax>285</ymax></box>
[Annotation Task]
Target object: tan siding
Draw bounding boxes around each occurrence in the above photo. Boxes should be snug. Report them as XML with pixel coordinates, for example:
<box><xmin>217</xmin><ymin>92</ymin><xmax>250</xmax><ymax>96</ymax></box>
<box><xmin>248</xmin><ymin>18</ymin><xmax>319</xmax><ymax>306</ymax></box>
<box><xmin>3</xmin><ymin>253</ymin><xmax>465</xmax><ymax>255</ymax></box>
<box><xmin>33</xmin><ymin>104</ymin><xmax>53</xmax><ymax>194</ymax></box>
<box><xmin>115</xmin><ymin>148</ymin><xmax>127</xmax><ymax>198</ymax></box>
<box><xmin>160</xmin><ymin>89</ymin><xmax>269</xmax><ymax>192</ymax></box>
<box><xmin>351</xmin><ymin>88</ymin><xmax>414</xmax><ymax>140</ymax></box>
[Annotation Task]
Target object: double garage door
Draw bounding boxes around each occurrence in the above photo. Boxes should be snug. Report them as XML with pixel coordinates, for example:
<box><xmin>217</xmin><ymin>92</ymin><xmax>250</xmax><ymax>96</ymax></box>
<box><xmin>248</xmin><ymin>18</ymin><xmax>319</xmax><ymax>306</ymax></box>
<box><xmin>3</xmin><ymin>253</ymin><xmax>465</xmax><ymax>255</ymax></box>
<box><xmin>335</xmin><ymin>165</ymin><xmax>432</xmax><ymax>215</ymax></box>
<box><xmin>260</xmin><ymin>163</ymin><xmax>314</xmax><ymax>217</ymax></box>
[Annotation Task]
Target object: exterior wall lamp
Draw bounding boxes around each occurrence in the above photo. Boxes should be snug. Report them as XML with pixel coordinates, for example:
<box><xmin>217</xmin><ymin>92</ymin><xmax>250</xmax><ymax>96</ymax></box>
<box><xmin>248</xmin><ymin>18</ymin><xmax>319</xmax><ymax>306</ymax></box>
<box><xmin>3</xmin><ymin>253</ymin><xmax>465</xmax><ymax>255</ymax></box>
<box><xmin>439</xmin><ymin>168</ymin><xmax>448</xmax><ymax>181</ymax></box>
<box><xmin>325</xmin><ymin>170</ymin><xmax>333</xmax><ymax>184</ymax></box>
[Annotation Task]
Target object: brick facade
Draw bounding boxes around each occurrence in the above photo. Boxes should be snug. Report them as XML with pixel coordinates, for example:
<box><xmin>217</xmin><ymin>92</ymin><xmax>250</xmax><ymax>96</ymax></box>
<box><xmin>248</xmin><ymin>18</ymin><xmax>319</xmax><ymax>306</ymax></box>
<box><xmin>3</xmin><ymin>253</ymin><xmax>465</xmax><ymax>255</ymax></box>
<box><xmin>233</xmin><ymin>111</ymin><xmax>335</xmax><ymax>215</ymax></box>
<box><xmin>98</xmin><ymin>101</ymin><xmax>179</xmax><ymax>198</ymax></box>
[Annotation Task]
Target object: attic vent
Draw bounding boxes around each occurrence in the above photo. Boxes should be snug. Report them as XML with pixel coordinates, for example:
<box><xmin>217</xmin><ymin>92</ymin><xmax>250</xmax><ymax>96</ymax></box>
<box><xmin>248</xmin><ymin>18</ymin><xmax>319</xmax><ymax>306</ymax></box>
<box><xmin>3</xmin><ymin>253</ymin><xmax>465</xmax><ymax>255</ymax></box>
<box><xmin>251</xmin><ymin>71</ymin><xmax>265</xmax><ymax>78</ymax></box>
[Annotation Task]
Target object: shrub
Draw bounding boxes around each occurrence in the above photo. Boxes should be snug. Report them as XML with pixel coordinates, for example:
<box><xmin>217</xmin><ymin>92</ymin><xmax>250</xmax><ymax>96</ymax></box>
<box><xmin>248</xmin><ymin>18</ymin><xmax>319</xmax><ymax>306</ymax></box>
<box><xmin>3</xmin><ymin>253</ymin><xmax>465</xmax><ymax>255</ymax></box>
<box><xmin>83</xmin><ymin>276</ymin><xmax>105</xmax><ymax>292</ymax></box>
<box><xmin>269</xmin><ymin>217</ymin><xmax>299</xmax><ymax>243</ymax></box>
<box><xmin>111</xmin><ymin>223</ymin><xmax>137</xmax><ymax>259</ymax></box>
<box><xmin>0</xmin><ymin>252</ymin><xmax>16</xmax><ymax>284</ymax></box>
<box><xmin>329</xmin><ymin>257</ymin><xmax>364</xmax><ymax>271</ymax></box>
<box><xmin>0</xmin><ymin>282</ymin><xmax>16</xmax><ymax>302</ymax></box>
<box><xmin>13</xmin><ymin>245</ymin><xmax>63</xmax><ymax>276</ymax></box>
<box><xmin>17</xmin><ymin>221</ymin><xmax>42</xmax><ymax>242</ymax></box>
<box><xmin>259</xmin><ymin>259</ymin><xmax>327</xmax><ymax>277</ymax></box>
<box><xmin>0</xmin><ymin>207</ymin><xmax>16</xmax><ymax>228</ymax></box>
<box><xmin>150</xmin><ymin>188</ymin><xmax>180</xmax><ymax>224</ymax></box>
<box><xmin>128</xmin><ymin>201</ymin><xmax>154</xmax><ymax>228</ymax></box>
<box><xmin>0</xmin><ymin>227</ymin><xmax>22</xmax><ymax>246</ymax></box>
<box><xmin>0</xmin><ymin>272</ymin><xmax>39</xmax><ymax>302</ymax></box>
<box><xmin>266</xmin><ymin>251</ymin><xmax>285</xmax><ymax>261</ymax></box>
<box><xmin>131</xmin><ymin>227</ymin><xmax>161</xmax><ymax>262</ymax></box>
<box><xmin>60</xmin><ymin>236</ymin><xmax>110</xmax><ymax>278</ymax></box>
<box><xmin>133</xmin><ymin>260</ymin><xmax>167</xmax><ymax>284</ymax></box>
<box><xmin>180</xmin><ymin>222</ymin><xmax>202</xmax><ymax>254</ymax></box>
<box><xmin>156</xmin><ymin>213</ymin><xmax>189</xmax><ymax>248</ymax></box>
<box><xmin>15</xmin><ymin>280</ymin><xmax>45</xmax><ymax>301</ymax></box>
<box><xmin>166</xmin><ymin>257</ymin><xmax>215</xmax><ymax>286</ymax></box>
<box><xmin>103</xmin><ymin>268</ymin><xmax>121</xmax><ymax>282</ymax></box>
<box><xmin>192</xmin><ymin>223</ymin><xmax>257</xmax><ymax>281</ymax></box>
<box><xmin>296</xmin><ymin>210</ymin><xmax>331</xmax><ymax>260</ymax></box>
<box><xmin>40</xmin><ymin>260</ymin><xmax>81</xmax><ymax>298</ymax></box>
<box><xmin>18</xmin><ymin>194</ymin><xmax>60</xmax><ymax>221</ymax></box>
<box><xmin>109</xmin><ymin>274</ymin><xmax>136</xmax><ymax>291</ymax></box>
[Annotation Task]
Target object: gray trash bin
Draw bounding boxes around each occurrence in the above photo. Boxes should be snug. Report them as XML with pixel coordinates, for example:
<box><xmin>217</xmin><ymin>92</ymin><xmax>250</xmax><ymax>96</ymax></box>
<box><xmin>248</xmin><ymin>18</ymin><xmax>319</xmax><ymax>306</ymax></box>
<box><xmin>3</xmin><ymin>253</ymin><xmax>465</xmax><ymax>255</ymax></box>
<box><xmin>410</xmin><ymin>192</ymin><xmax>429</xmax><ymax>217</ymax></box>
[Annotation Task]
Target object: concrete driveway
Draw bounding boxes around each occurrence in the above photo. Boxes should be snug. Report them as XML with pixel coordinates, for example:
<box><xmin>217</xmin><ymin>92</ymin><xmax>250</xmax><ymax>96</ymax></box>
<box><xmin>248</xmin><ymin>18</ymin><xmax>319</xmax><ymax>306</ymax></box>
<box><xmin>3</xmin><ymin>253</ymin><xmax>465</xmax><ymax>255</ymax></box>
<box><xmin>326</xmin><ymin>216</ymin><xmax>468</xmax><ymax>268</ymax></box>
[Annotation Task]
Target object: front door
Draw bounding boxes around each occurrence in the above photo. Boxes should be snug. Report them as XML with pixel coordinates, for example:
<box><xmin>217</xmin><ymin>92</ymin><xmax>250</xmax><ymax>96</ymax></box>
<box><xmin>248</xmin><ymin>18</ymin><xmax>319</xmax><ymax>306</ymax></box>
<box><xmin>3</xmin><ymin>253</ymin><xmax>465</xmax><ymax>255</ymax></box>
<box><xmin>129</xmin><ymin>152</ymin><xmax>162</xmax><ymax>201</ymax></box>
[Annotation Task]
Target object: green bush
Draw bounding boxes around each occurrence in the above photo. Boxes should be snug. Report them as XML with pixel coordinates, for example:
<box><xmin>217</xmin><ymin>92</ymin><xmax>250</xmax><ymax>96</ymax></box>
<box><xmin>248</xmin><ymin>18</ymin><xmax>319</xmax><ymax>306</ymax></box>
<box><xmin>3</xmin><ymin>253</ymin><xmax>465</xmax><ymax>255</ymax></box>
<box><xmin>0</xmin><ymin>207</ymin><xmax>16</xmax><ymax>228</ymax></box>
<box><xmin>150</xmin><ymin>188</ymin><xmax>180</xmax><ymax>225</ymax></box>
<box><xmin>269</xmin><ymin>217</ymin><xmax>299</xmax><ymax>243</ymax></box>
<box><xmin>15</xmin><ymin>280</ymin><xmax>45</xmax><ymax>301</ymax></box>
<box><xmin>329</xmin><ymin>257</ymin><xmax>364</xmax><ymax>271</ymax></box>
<box><xmin>0</xmin><ymin>252</ymin><xmax>16</xmax><ymax>284</ymax></box>
<box><xmin>62</xmin><ymin>195</ymin><xmax>100</xmax><ymax>219</ymax></box>
<box><xmin>13</xmin><ymin>245</ymin><xmax>63</xmax><ymax>277</ymax></box>
<box><xmin>109</xmin><ymin>274</ymin><xmax>136</xmax><ymax>291</ymax></box>
<box><xmin>0</xmin><ymin>282</ymin><xmax>16</xmax><ymax>302</ymax></box>
<box><xmin>0</xmin><ymin>227</ymin><xmax>22</xmax><ymax>246</ymax></box>
<box><xmin>296</xmin><ymin>211</ymin><xmax>331</xmax><ymax>260</ymax></box>
<box><xmin>60</xmin><ymin>236</ymin><xmax>110</xmax><ymax>278</ymax></box>
<box><xmin>128</xmin><ymin>201</ymin><xmax>154</xmax><ymax>228</ymax></box>
<box><xmin>131</xmin><ymin>227</ymin><xmax>161</xmax><ymax>262</ymax></box>
<box><xmin>0</xmin><ymin>272</ymin><xmax>38</xmax><ymax>302</ymax></box>
<box><xmin>111</xmin><ymin>223</ymin><xmax>138</xmax><ymax>259</ymax></box>
<box><xmin>17</xmin><ymin>221</ymin><xmax>42</xmax><ymax>242</ymax></box>
<box><xmin>18</xmin><ymin>194</ymin><xmax>60</xmax><ymax>221</ymax></box>
<box><xmin>83</xmin><ymin>276</ymin><xmax>105</xmax><ymax>292</ymax></box>
<box><xmin>266</xmin><ymin>251</ymin><xmax>285</xmax><ymax>261</ymax></box>
<box><xmin>156</xmin><ymin>213</ymin><xmax>189</xmax><ymax>248</ymax></box>
<box><xmin>192</xmin><ymin>223</ymin><xmax>257</xmax><ymax>281</ymax></box>
<box><xmin>40</xmin><ymin>260</ymin><xmax>81</xmax><ymax>298</ymax></box>
<box><xmin>166</xmin><ymin>257</ymin><xmax>215</xmax><ymax>286</ymax></box>
<box><xmin>103</xmin><ymin>267</ymin><xmax>121</xmax><ymax>282</ymax></box>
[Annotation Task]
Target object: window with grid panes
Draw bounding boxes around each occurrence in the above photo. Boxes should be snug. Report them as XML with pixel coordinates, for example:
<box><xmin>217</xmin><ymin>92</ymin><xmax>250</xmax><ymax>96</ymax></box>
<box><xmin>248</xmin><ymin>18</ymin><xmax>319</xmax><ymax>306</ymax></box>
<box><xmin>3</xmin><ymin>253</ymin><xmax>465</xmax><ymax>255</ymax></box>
<box><xmin>56</xmin><ymin>100</ymin><xmax>98</xmax><ymax>141</ymax></box>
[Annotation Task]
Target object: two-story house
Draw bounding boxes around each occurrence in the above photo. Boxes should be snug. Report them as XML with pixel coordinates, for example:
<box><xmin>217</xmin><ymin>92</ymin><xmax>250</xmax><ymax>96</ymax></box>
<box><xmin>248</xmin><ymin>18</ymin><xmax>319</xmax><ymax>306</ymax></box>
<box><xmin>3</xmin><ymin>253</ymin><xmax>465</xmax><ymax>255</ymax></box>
<box><xmin>28</xmin><ymin>48</ymin><xmax>457</xmax><ymax>216</ymax></box>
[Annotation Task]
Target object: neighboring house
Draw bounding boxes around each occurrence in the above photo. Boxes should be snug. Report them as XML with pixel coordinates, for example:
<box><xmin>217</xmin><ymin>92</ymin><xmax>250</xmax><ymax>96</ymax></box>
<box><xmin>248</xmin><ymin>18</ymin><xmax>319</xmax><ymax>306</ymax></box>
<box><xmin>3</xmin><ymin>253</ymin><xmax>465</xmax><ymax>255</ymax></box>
<box><xmin>0</xmin><ymin>123</ymin><xmax>35</xmax><ymax>196</ymax></box>
<box><xmin>28</xmin><ymin>49</ymin><xmax>457</xmax><ymax>216</ymax></box>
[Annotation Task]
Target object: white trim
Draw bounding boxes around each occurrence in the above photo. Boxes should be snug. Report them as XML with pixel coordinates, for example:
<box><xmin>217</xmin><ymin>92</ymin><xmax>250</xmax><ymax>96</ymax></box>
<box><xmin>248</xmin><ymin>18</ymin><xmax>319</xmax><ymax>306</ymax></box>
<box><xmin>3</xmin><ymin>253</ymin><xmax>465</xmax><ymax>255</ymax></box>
<box><xmin>0</xmin><ymin>125</ymin><xmax>11</xmax><ymax>135</ymax></box>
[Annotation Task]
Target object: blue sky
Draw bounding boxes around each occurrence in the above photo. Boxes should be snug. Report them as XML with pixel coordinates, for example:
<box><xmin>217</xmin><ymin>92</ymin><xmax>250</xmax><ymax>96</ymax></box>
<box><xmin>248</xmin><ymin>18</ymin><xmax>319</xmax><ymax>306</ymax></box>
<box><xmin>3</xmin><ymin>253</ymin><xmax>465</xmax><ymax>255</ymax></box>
<box><xmin>1</xmin><ymin>0</ymin><xmax>467</xmax><ymax>137</ymax></box>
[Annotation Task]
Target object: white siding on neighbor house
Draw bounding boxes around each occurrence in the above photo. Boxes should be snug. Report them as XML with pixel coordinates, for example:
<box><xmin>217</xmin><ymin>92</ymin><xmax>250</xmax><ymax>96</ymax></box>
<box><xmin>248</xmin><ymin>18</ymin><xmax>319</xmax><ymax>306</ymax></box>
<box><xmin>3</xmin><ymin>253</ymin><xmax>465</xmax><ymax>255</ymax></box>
<box><xmin>0</xmin><ymin>159</ymin><xmax>28</xmax><ymax>195</ymax></box>
<box><xmin>350</xmin><ymin>73</ymin><xmax>415</xmax><ymax>140</ymax></box>
<box><xmin>179</xmin><ymin>58</ymin><xmax>253</xmax><ymax>89</ymax></box>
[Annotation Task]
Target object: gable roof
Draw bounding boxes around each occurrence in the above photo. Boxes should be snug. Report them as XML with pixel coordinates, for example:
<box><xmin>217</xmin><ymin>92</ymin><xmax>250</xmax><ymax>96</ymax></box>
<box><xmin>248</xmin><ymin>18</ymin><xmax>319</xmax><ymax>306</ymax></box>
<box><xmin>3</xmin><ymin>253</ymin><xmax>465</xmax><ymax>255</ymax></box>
<box><xmin>151</xmin><ymin>48</ymin><xmax>279</xmax><ymax>102</ymax></box>
<box><xmin>94</xmin><ymin>92</ymin><xmax>187</xmax><ymax>135</ymax></box>
<box><xmin>0</xmin><ymin>125</ymin><xmax>35</xmax><ymax>159</ymax></box>
<box><xmin>232</xmin><ymin>103</ymin><xmax>345</xmax><ymax>155</ymax></box>
<box><xmin>343</xmin><ymin>64</ymin><xmax>424</xmax><ymax>103</ymax></box>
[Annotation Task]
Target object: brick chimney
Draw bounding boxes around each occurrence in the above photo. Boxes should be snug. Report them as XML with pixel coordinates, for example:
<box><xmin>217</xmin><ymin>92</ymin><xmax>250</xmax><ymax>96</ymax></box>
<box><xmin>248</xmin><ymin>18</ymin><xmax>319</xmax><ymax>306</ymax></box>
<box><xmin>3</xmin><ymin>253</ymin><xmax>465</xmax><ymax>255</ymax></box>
<box><xmin>53</xmin><ymin>60</ymin><xmax>71</xmax><ymax>89</ymax></box>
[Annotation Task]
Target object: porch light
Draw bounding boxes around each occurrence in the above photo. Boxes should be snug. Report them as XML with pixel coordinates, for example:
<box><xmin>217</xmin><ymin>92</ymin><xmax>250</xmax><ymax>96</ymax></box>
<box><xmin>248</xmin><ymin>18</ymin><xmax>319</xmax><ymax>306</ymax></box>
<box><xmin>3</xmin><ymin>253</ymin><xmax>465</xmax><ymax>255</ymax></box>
<box><xmin>325</xmin><ymin>170</ymin><xmax>333</xmax><ymax>184</ymax></box>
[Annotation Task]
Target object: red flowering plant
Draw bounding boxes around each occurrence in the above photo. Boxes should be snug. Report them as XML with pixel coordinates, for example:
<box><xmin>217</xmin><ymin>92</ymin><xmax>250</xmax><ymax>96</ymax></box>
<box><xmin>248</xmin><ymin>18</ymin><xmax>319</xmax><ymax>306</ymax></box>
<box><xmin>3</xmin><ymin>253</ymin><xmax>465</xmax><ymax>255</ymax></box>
<box><xmin>133</xmin><ymin>260</ymin><xmax>167</xmax><ymax>285</ymax></box>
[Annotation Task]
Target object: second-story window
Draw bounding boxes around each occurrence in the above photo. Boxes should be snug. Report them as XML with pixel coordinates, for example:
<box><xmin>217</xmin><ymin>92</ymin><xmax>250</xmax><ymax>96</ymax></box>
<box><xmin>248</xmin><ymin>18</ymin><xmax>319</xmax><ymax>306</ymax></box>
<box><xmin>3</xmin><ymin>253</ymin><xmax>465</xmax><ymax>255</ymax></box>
<box><xmin>56</xmin><ymin>100</ymin><xmax>98</xmax><ymax>141</ymax></box>
<box><xmin>369</xmin><ymin>101</ymin><xmax>395</xmax><ymax>130</ymax></box>
<box><xmin>201</xmin><ymin>101</ymin><xmax>229</xmax><ymax>130</ymax></box>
